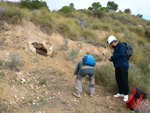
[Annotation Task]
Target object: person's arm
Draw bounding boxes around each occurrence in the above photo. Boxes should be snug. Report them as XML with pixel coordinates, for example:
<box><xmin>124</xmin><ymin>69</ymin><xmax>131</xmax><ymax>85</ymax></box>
<box><xmin>74</xmin><ymin>61</ymin><xmax>83</xmax><ymax>75</ymax></box>
<box><xmin>111</xmin><ymin>43</ymin><xmax>126</xmax><ymax>61</ymax></box>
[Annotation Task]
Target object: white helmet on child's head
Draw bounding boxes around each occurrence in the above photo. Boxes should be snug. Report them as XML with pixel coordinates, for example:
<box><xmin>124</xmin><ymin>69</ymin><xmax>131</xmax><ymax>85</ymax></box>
<box><xmin>107</xmin><ymin>35</ymin><xmax>117</xmax><ymax>45</ymax></box>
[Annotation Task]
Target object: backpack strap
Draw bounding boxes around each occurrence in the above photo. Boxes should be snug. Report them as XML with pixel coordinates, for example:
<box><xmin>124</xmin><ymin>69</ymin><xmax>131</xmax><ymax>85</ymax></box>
<box><xmin>126</xmin><ymin>88</ymin><xmax>136</xmax><ymax>103</ymax></box>
<box><xmin>136</xmin><ymin>94</ymin><xmax>144</xmax><ymax>108</ymax></box>
<box><xmin>77</xmin><ymin>63</ymin><xmax>83</xmax><ymax>71</ymax></box>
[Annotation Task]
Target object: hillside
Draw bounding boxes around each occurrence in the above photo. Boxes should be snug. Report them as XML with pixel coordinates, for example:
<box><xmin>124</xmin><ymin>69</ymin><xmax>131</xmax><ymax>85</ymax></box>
<box><xmin>0</xmin><ymin>20</ymin><xmax>129</xmax><ymax>113</ymax></box>
<box><xmin>0</xmin><ymin>2</ymin><xmax>150</xmax><ymax>113</ymax></box>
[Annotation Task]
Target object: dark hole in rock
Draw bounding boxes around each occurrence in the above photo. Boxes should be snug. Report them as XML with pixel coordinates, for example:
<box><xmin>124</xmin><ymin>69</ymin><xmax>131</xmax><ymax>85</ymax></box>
<box><xmin>32</xmin><ymin>42</ymin><xmax>47</xmax><ymax>56</ymax></box>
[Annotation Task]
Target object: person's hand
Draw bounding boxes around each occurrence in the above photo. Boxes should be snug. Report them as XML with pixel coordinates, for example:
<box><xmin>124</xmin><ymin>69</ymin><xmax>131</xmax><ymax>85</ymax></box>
<box><xmin>108</xmin><ymin>57</ymin><xmax>112</xmax><ymax>61</ymax></box>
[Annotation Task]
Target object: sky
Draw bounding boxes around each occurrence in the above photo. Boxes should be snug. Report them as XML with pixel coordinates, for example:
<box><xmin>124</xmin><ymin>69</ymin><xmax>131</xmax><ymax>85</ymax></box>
<box><xmin>8</xmin><ymin>0</ymin><xmax>150</xmax><ymax>20</ymax></box>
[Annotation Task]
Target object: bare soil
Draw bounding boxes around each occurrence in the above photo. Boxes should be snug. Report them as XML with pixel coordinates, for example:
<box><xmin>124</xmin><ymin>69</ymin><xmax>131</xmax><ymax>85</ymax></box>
<box><xmin>0</xmin><ymin>20</ymin><xmax>136</xmax><ymax>113</ymax></box>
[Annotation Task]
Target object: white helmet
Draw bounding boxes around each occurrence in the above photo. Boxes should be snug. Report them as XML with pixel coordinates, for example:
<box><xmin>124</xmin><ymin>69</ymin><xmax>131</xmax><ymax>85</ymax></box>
<box><xmin>107</xmin><ymin>35</ymin><xmax>117</xmax><ymax>45</ymax></box>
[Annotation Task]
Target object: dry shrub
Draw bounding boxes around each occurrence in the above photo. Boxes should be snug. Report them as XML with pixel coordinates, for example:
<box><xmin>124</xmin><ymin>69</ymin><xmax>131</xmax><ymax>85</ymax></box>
<box><xmin>95</xmin><ymin>64</ymin><xmax>117</xmax><ymax>93</ymax></box>
<box><xmin>5</xmin><ymin>53</ymin><xmax>23</xmax><ymax>71</ymax></box>
<box><xmin>0</xmin><ymin>4</ymin><xmax>23</xmax><ymax>24</ymax></box>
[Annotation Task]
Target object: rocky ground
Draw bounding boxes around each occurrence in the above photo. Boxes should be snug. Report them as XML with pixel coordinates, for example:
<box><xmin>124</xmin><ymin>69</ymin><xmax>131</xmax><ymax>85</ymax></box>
<box><xmin>0</xmin><ymin>20</ymin><xmax>149</xmax><ymax>113</ymax></box>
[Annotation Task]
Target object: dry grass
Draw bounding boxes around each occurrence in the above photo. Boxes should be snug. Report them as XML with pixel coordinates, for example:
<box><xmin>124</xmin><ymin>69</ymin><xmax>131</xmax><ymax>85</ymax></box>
<box><xmin>95</xmin><ymin>62</ymin><xmax>150</xmax><ymax>94</ymax></box>
<box><xmin>0</xmin><ymin>4</ymin><xmax>23</xmax><ymax>24</ymax></box>
<box><xmin>95</xmin><ymin>64</ymin><xmax>118</xmax><ymax>93</ymax></box>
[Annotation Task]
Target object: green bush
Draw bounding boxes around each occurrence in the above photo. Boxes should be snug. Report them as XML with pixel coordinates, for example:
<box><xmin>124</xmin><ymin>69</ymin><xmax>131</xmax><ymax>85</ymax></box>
<box><xmin>138</xmin><ymin>58</ymin><xmax>150</xmax><ymax>74</ymax></box>
<box><xmin>56</xmin><ymin>18</ymin><xmax>80</xmax><ymax>40</ymax></box>
<box><xmin>32</xmin><ymin>8</ymin><xmax>53</xmax><ymax>34</ymax></box>
<box><xmin>58</xmin><ymin>23</ymin><xmax>70</xmax><ymax>35</ymax></box>
<box><xmin>92</xmin><ymin>10</ymin><xmax>105</xmax><ymax>18</ymax></box>
<box><xmin>91</xmin><ymin>20</ymin><xmax>110</xmax><ymax>31</ymax></box>
<box><xmin>95</xmin><ymin>64</ymin><xmax>117</xmax><ymax>93</ymax></box>
<box><xmin>59</xmin><ymin>6</ymin><xmax>72</xmax><ymax>17</ymax></box>
<box><xmin>71</xmin><ymin>11</ymin><xmax>92</xmax><ymax>21</ymax></box>
<box><xmin>144</xmin><ymin>27</ymin><xmax>150</xmax><ymax>38</ymax></box>
<box><xmin>95</xmin><ymin>63</ymin><xmax>150</xmax><ymax>94</ymax></box>
<box><xmin>128</xmin><ymin>63</ymin><xmax>150</xmax><ymax>92</ymax></box>
<box><xmin>77</xmin><ymin>9</ymin><xmax>91</xmax><ymax>15</ymax></box>
<box><xmin>107</xmin><ymin>1</ymin><xmax>118</xmax><ymax>11</ymax></box>
<box><xmin>110</xmin><ymin>13</ymin><xmax>138</xmax><ymax>26</ymax></box>
<box><xmin>19</xmin><ymin>0</ymin><xmax>49</xmax><ymax>10</ymax></box>
<box><xmin>112</xmin><ymin>25</ymin><xmax>125</xmax><ymax>33</ymax></box>
<box><xmin>128</xmin><ymin>26</ymin><xmax>145</xmax><ymax>37</ymax></box>
<box><xmin>81</xmin><ymin>28</ymin><xmax>98</xmax><ymax>42</ymax></box>
<box><xmin>59</xmin><ymin>3</ymin><xmax>75</xmax><ymax>17</ymax></box>
<box><xmin>109</xmin><ymin>13</ymin><xmax>118</xmax><ymax>19</ymax></box>
<box><xmin>58</xmin><ymin>23</ymin><xmax>77</xmax><ymax>39</ymax></box>
<box><xmin>124</xmin><ymin>8</ymin><xmax>131</xmax><ymax>14</ymax></box>
<box><xmin>0</xmin><ymin>5</ymin><xmax>7</xmax><ymax>18</ymax></box>
<box><xmin>143</xmin><ymin>44</ymin><xmax>150</xmax><ymax>56</ymax></box>
<box><xmin>137</xmin><ymin>40</ymin><xmax>144</xmax><ymax>46</ymax></box>
<box><xmin>118</xmin><ymin>15</ymin><xmax>129</xmax><ymax>24</ymax></box>
<box><xmin>92</xmin><ymin>24</ymin><xmax>100</xmax><ymax>30</ymax></box>
<box><xmin>99</xmin><ymin>24</ymin><xmax>111</xmax><ymax>31</ymax></box>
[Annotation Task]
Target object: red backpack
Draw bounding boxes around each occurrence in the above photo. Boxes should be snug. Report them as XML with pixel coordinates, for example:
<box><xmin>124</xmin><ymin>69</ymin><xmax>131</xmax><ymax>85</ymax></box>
<box><xmin>126</xmin><ymin>88</ymin><xmax>147</xmax><ymax>111</ymax></box>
